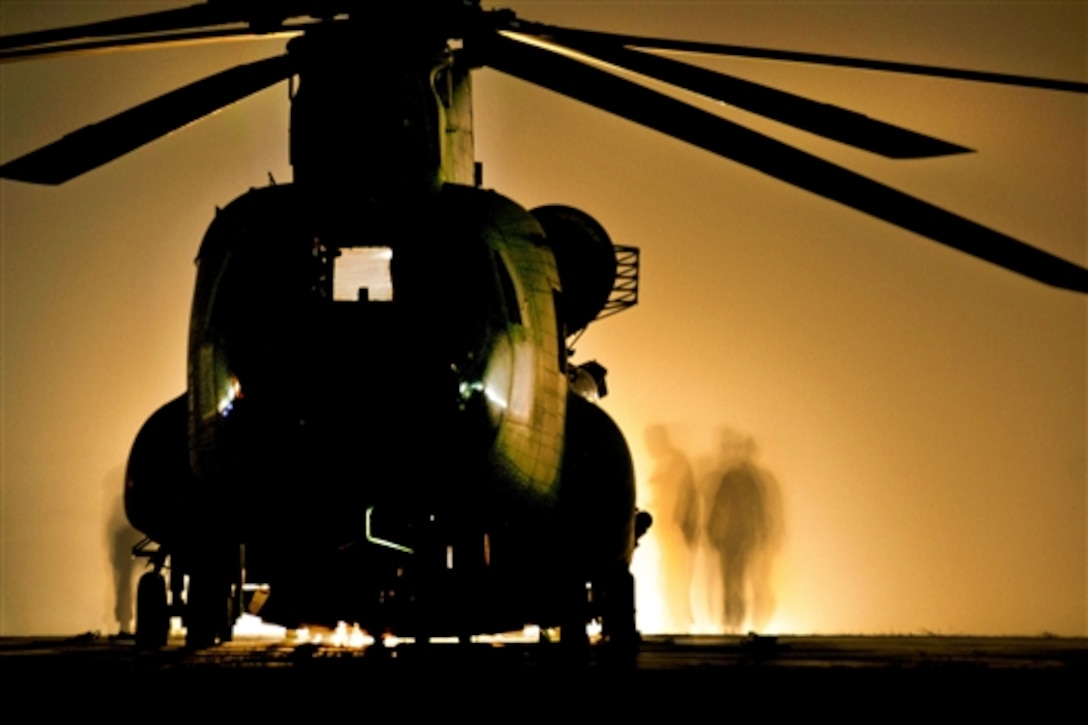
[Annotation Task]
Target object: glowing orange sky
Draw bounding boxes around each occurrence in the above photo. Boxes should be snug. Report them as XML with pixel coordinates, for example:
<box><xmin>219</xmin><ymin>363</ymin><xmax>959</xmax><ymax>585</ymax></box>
<box><xmin>1</xmin><ymin>1</ymin><xmax>1085</xmax><ymax>636</ymax></box>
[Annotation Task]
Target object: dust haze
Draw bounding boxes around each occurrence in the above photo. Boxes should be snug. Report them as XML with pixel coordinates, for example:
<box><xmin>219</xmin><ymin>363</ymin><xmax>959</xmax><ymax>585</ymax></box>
<box><xmin>2</xmin><ymin>1</ymin><xmax>1085</xmax><ymax>636</ymax></box>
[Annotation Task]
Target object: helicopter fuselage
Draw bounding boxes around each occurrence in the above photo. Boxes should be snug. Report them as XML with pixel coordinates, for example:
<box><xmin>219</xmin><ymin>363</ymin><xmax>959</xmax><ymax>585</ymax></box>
<box><xmin>126</xmin><ymin>179</ymin><xmax>637</xmax><ymax>636</ymax></box>
<box><xmin>122</xmin><ymin>34</ymin><xmax>637</xmax><ymax>636</ymax></box>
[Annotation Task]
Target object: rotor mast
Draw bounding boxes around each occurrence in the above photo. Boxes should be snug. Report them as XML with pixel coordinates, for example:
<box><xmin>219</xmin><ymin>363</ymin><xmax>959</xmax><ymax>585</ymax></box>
<box><xmin>286</xmin><ymin>10</ymin><xmax>476</xmax><ymax>207</ymax></box>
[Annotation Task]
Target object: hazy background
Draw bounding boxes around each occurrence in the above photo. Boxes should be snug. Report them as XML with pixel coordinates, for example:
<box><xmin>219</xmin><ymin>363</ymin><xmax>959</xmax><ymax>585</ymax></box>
<box><xmin>2</xmin><ymin>0</ymin><xmax>1085</xmax><ymax>636</ymax></box>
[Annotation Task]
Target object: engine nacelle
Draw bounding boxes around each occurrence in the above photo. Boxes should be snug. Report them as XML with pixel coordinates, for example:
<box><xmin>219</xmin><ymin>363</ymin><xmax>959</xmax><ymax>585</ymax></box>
<box><xmin>531</xmin><ymin>205</ymin><xmax>617</xmax><ymax>334</ymax></box>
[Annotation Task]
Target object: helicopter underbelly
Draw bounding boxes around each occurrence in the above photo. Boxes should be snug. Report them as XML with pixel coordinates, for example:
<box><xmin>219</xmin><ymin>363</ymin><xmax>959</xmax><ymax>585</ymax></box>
<box><xmin>215</xmin><ymin>391</ymin><xmax>635</xmax><ymax>633</ymax></box>
<box><xmin>125</xmin><ymin>385</ymin><xmax>635</xmax><ymax>634</ymax></box>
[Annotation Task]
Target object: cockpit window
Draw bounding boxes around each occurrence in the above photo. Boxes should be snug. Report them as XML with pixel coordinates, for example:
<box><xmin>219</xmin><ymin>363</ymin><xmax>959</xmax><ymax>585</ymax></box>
<box><xmin>334</xmin><ymin>246</ymin><xmax>394</xmax><ymax>302</ymax></box>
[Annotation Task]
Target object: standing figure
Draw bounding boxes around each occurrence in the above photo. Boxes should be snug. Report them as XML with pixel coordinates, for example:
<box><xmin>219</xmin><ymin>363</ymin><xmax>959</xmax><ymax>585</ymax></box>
<box><xmin>706</xmin><ymin>432</ymin><xmax>782</xmax><ymax>633</ymax></box>
<box><xmin>644</xmin><ymin>425</ymin><xmax>698</xmax><ymax>632</ymax></box>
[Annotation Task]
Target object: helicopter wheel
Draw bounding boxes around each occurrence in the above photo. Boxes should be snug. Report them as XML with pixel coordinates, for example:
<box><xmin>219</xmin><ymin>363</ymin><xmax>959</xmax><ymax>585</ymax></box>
<box><xmin>220</xmin><ymin>581</ymin><xmax>237</xmax><ymax>644</ymax></box>
<box><xmin>558</xmin><ymin>574</ymin><xmax>591</xmax><ymax>655</ymax></box>
<box><xmin>598</xmin><ymin>565</ymin><xmax>639</xmax><ymax>664</ymax></box>
<box><xmin>135</xmin><ymin>571</ymin><xmax>169</xmax><ymax>648</ymax></box>
<box><xmin>185</xmin><ymin>573</ymin><xmax>229</xmax><ymax>648</ymax></box>
<box><xmin>554</xmin><ymin>565</ymin><xmax>638</xmax><ymax>664</ymax></box>
<box><xmin>184</xmin><ymin>547</ymin><xmax>240</xmax><ymax>648</ymax></box>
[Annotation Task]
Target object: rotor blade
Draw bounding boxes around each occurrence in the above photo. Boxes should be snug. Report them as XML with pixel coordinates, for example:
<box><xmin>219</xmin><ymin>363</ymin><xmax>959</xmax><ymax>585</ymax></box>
<box><xmin>510</xmin><ymin>21</ymin><xmax>1088</xmax><ymax>95</ymax></box>
<box><xmin>0</xmin><ymin>54</ymin><xmax>294</xmax><ymax>185</ymax></box>
<box><xmin>0</xmin><ymin>4</ymin><xmax>233</xmax><ymax>53</ymax></box>
<box><xmin>0</xmin><ymin>26</ymin><xmax>300</xmax><ymax>64</ymax></box>
<box><xmin>0</xmin><ymin>2</ymin><xmax>338</xmax><ymax>56</ymax></box>
<box><xmin>483</xmin><ymin>32</ymin><xmax>1088</xmax><ymax>293</ymax></box>
<box><xmin>519</xmin><ymin>34</ymin><xmax>969</xmax><ymax>159</ymax></box>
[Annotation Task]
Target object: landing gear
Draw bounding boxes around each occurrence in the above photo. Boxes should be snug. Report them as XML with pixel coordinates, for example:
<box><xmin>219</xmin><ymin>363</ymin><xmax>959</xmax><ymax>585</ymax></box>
<box><xmin>597</xmin><ymin>565</ymin><xmax>639</xmax><ymax>662</ymax></box>
<box><xmin>558</xmin><ymin>575</ymin><xmax>591</xmax><ymax>652</ymax></box>
<box><xmin>183</xmin><ymin>545</ymin><xmax>243</xmax><ymax>648</ymax></box>
<box><xmin>185</xmin><ymin>572</ymin><xmax>234</xmax><ymax>648</ymax></box>
<box><xmin>558</xmin><ymin>564</ymin><xmax>639</xmax><ymax>662</ymax></box>
<box><xmin>132</xmin><ymin>537</ymin><xmax>170</xmax><ymax>649</ymax></box>
<box><xmin>135</xmin><ymin>570</ymin><xmax>169</xmax><ymax>648</ymax></box>
<box><xmin>132</xmin><ymin>538</ymin><xmax>243</xmax><ymax>649</ymax></box>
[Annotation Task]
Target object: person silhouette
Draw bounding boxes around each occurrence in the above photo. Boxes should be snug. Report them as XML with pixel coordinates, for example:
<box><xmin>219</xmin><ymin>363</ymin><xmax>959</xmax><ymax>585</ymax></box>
<box><xmin>644</xmin><ymin>424</ymin><xmax>698</xmax><ymax>632</ymax></box>
<box><xmin>706</xmin><ymin>431</ymin><xmax>782</xmax><ymax>632</ymax></box>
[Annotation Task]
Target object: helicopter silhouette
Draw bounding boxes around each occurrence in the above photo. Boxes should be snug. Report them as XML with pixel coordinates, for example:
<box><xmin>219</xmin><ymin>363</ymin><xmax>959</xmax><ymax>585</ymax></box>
<box><xmin>2</xmin><ymin>4</ymin><xmax>1088</xmax><ymax>644</ymax></box>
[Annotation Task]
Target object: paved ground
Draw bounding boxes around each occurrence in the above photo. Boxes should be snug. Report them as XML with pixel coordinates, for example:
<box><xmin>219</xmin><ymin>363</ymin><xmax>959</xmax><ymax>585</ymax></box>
<box><xmin>3</xmin><ymin>630</ymin><xmax>1085</xmax><ymax>710</ymax></box>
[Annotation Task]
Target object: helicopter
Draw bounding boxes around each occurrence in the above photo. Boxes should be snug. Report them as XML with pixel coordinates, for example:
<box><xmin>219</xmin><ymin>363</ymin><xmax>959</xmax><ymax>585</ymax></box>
<box><xmin>0</xmin><ymin>2</ymin><xmax>1083</xmax><ymax>640</ymax></box>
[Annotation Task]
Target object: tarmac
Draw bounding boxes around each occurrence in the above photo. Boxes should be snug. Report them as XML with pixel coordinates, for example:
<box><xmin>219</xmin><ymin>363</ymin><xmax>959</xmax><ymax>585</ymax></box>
<box><xmin>2</xmin><ymin>629</ymin><xmax>1085</xmax><ymax>710</ymax></box>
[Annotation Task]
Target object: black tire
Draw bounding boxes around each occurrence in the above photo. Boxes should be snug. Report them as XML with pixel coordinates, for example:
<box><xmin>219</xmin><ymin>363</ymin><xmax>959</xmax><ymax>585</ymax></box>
<box><xmin>220</xmin><ymin>588</ymin><xmax>236</xmax><ymax>643</ymax></box>
<box><xmin>600</xmin><ymin>567</ymin><xmax>637</xmax><ymax>641</ymax></box>
<box><xmin>559</xmin><ymin>575</ymin><xmax>590</xmax><ymax>653</ymax></box>
<box><xmin>135</xmin><ymin>571</ymin><xmax>169</xmax><ymax>648</ymax></box>
<box><xmin>185</xmin><ymin>572</ymin><xmax>232</xmax><ymax>648</ymax></box>
<box><xmin>184</xmin><ymin>574</ymin><xmax>216</xmax><ymax>649</ymax></box>
<box><xmin>598</xmin><ymin>566</ymin><xmax>639</xmax><ymax>665</ymax></box>
<box><xmin>184</xmin><ymin>544</ymin><xmax>242</xmax><ymax>648</ymax></box>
